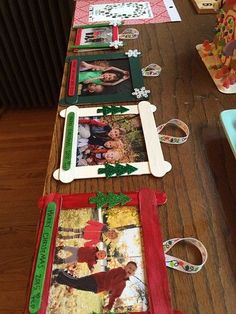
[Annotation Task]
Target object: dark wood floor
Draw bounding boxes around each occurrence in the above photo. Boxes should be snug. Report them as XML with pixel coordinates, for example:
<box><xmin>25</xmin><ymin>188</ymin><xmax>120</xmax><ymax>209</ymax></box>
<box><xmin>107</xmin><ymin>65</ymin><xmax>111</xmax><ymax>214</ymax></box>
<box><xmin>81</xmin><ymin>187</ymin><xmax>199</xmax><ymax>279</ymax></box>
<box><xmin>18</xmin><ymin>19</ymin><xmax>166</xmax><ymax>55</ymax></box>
<box><xmin>0</xmin><ymin>107</ymin><xmax>56</xmax><ymax>313</ymax></box>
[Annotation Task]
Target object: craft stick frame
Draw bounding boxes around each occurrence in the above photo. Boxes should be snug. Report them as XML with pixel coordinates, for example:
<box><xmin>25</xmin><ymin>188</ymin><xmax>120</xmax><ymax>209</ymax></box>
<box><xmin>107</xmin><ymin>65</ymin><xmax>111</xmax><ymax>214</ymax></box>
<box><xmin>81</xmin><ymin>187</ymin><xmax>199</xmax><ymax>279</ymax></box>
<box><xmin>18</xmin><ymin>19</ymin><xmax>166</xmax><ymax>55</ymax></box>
<box><xmin>24</xmin><ymin>189</ymin><xmax>181</xmax><ymax>314</ymax></box>
<box><xmin>71</xmin><ymin>23</ymin><xmax>122</xmax><ymax>50</ymax></box>
<box><xmin>53</xmin><ymin>101</ymin><xmax>172</xmax><ymax>183</ymax></box>
<box><xmin>60</xmin><ymin>52</ymin><xmax>146</xmax><ymax>105</ymax></box>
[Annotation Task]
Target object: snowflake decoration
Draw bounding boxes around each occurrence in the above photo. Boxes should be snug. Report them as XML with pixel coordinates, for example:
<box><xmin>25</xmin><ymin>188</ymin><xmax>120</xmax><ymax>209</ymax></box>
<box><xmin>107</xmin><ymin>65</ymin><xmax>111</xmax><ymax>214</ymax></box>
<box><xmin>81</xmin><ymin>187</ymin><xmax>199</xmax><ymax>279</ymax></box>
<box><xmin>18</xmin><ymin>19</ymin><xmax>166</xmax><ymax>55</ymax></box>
<box><xmin>109</xmin><ymin>40</ymin><xmax>124</xmax><ymax>49</ymax></box>
<box><xmin>125</xmin><ymin>49</ymin><xmax>141</xmax><ymax>58</ymax></box>
<box><xmin>132</xmin><ymin>87</ymin><xmax>150</xmax><ymax>99</ymax></box>
<box><xmin>109</xmin><ymin>20</ymin><xmax>122</xmax><ymax>26</ymax></box>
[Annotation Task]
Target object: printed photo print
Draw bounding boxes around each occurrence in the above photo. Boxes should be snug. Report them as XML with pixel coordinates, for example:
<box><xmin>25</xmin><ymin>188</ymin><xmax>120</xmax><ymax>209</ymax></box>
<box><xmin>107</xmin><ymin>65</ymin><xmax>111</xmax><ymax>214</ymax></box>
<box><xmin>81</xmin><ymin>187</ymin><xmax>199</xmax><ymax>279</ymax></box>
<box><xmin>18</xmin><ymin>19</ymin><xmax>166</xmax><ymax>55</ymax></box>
<box><xmin>49</xmin><ymin>206</ymin><xmax>149</xmax><ymax>313</ymax></box>
<box><xmin>76</xmin><ymin>114</ymin><xmax>148</xmax><ymax>167</ymax></box>
<box><xmin>78</xmin><ymin>58</ymin><xmax>132</xmax><ymax>97</ymax></box>
<box><xmin>80</xmin><ymin>26</ymin><xmax>113</xmax><ymax>45</ymax></box>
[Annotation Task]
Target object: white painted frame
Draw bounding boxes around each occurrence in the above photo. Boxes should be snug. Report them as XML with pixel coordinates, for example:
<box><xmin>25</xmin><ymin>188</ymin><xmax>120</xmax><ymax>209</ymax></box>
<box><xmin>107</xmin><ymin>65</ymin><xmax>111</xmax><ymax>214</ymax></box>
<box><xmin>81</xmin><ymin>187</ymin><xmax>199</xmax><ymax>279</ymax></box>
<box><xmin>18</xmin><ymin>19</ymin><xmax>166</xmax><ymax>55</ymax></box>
<box><xmin>53</xmin><ymin>101</ymin><xmax>172</xmax><ymax>183</ymax></box>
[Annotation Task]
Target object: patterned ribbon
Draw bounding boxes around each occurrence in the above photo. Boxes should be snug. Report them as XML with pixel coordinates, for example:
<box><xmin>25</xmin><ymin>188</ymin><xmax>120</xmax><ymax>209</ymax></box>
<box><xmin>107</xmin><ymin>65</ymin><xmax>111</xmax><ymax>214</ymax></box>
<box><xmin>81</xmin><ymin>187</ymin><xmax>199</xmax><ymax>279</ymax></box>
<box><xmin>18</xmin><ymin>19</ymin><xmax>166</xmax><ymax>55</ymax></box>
<box><xmin>157</xmin><ymin>119</ymin><xmax>189</xmax><ymax>144</ymax></box>
<box><xmin>163</xmin><ymin>238</ymin><xmax>208</xmax><ymax>274</ymax></box>
<box><xmin>142</xmin><ymin>63</ymin><xmax>162</xmax><ymax>77</ymax></box>
<box><xmin>119</xmin><ymin>28</ymin><xmax>139</xmax><ymax>40</ymax></box>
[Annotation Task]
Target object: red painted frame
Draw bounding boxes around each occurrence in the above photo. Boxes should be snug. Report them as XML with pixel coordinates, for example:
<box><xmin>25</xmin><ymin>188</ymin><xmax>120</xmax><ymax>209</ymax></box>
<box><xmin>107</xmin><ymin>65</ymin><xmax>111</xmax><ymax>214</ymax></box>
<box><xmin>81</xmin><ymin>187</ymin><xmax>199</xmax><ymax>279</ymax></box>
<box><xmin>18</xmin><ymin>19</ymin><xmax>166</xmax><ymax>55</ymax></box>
<box><xmin>25</xmin><ymin>189</ymin><xmax>183</xmax><ymax>314</ymax></box>
<box><xmin>73</xmin><ymin>24</ymin><xmax>119</xmax><ymax>51</ymax></box>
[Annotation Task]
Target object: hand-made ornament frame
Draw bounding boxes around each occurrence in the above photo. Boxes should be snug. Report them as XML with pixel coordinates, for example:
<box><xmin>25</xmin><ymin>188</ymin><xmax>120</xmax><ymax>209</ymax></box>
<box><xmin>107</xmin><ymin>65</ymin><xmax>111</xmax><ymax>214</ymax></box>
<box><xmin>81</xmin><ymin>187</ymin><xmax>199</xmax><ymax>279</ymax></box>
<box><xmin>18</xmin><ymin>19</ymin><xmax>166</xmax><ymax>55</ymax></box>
<box><xmin>53</xmin><ymin>101</ymin><xmax>172</xmax><ymax>183</ymax></box>
<box><xmin>60</xmin><ymin>51</ymin><xmax>147</xmax><ymax>105</ymax></box>
<box><xmin>24</xmin><ymin>189</ymin><xmax>183</xmax><ymax>314</ymax></box>
<box><xmin>71</xmin><ymin>22</ymin><xmax>123</xmax><ymax>51</ymax></box>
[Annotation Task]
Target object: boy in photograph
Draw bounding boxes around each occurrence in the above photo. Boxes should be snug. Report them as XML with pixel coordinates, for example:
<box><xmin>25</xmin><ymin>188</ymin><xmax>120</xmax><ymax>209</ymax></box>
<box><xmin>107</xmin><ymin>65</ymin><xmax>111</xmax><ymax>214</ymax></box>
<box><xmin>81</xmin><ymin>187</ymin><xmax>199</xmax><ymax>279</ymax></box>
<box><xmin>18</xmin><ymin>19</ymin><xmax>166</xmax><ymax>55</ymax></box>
<box><xmin>56</xmin><ymin>261</ymin><xmax>137</xmax><ymax>312</ymax></box>
<box><xmin>54</xmin><ymin>245</ymin><xmax>106</xmax><ymax>272</ymax></box>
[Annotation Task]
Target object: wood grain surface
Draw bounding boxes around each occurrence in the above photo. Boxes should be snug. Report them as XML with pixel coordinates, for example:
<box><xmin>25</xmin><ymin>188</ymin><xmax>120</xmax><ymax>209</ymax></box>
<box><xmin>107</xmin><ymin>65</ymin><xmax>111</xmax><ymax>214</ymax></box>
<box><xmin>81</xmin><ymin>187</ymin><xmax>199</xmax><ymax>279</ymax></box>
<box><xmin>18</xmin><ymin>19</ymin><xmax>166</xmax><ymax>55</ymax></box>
<box><xmin>0</xmin><ymin>108</ymin><xmax>56</xmax><ymax>313</ymax></box>
<box><xmin>46</xmin><ymin>2</ymin><xmax>236</xmax><ymax>313</ymax></box>
<box><xmin>1</xmin><ymin>1</ymin><xmax>235</xmax><ymax>313</ymax></box>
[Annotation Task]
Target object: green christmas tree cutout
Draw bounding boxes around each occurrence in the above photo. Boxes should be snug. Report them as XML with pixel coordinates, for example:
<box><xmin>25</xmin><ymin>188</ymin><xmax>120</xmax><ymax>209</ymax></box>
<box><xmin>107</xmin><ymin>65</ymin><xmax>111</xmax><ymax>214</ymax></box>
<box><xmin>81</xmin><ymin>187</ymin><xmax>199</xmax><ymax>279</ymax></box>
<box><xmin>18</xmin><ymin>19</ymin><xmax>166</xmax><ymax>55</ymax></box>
<box><xmin>89</xmin><ymin>191</ymin><xmax>131</xmax><ymax>209</ymax></box>
<box><xmin>97</xmin><ymin>106</ymin><xmax>129</xmax><ymax>116</ymax></box>
<box><xmin>98</xmin><ymin>163</ymin><xmax>138</xmax><ymax>178</ymax></box>
<box><xmin>89</xmin><ymin>191</ymin><xmax>107</xmax><ymax>208</ymax></box>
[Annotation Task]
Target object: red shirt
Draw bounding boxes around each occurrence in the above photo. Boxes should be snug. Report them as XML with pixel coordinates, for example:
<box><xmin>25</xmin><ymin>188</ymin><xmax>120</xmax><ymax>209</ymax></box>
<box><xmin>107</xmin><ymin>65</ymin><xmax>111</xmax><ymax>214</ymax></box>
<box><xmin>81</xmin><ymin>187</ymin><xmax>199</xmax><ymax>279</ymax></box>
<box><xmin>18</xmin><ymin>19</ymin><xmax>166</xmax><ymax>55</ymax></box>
<box><xmin>79</xmin><ymin>118</ymin><xmax>107</xmax><ymax>127</ymax></box>
<box><xmin>93</xmin><ymin>267</ymin><xmax>127</xmax><ymax>310</ymax></box>
<box><xmin>77</xmin><ymin>247</ymin><xmax>97</xmax><ymax>270</ymax></box>
<box><xmin>83</xmin><ymin>220</ymin><xmax>105</xmax><ymax>247</ymax></box>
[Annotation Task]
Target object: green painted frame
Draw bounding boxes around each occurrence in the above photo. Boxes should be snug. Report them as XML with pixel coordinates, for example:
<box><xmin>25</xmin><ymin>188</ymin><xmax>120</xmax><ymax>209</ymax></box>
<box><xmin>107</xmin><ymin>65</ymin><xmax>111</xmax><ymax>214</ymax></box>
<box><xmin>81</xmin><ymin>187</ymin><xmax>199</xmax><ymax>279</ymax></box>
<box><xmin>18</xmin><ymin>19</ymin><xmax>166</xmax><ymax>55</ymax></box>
<box><xmin>71</xmin><ymin>23</ymin><xmax>120</xmax><ymax>50</ymax></box>
<box><xmin>61</xmin><ymin>52</ymin><xmax>146</xmax><ymax>105</ymax></box>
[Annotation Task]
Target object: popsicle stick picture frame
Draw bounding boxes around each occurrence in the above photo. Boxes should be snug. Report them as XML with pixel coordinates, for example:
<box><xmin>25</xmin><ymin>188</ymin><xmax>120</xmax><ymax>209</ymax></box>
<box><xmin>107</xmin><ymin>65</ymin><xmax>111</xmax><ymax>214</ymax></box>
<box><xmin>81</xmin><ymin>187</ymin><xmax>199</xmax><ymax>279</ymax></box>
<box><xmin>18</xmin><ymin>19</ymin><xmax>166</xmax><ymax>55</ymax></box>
<box><xmin>60</xmin><ymin>51</ymin><xmax>148</xmax><ymax>105</ymax></box>
<box><xmin>71</xmin><ymin>22</ymin><xmax>123</xmax><ymax>51</ymax></box>
<box><xmin>24</xmin><ymin>189</ymin><xmax>182</xmax><ymax>314</ymax></box>
<box><xmin>53</xmin><ymin>101</ymin><xmax>172</xmax><ymax>183</ymax></box>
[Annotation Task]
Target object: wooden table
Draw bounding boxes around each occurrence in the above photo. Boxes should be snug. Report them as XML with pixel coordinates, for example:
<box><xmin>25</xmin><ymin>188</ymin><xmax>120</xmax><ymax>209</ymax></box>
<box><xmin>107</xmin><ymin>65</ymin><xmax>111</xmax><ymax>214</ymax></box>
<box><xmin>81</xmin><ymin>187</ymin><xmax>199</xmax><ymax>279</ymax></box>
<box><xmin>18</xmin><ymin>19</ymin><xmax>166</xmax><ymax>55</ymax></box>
<box><xmin>43</xmin><ymin>1</ymin><xmax>236</xmax><ymax>313</ymax></box>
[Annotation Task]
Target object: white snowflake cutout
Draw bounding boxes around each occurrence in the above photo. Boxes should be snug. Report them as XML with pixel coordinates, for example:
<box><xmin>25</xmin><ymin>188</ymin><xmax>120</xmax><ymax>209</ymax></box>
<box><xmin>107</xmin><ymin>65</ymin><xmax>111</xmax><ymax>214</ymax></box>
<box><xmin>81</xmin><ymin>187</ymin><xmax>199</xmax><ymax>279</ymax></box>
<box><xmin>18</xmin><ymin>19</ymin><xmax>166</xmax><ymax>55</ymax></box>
<box><xmin>132</xmin><ymin>87</ymin><xmax>150</xmax><ymax>99</ymax></box>
<box><xmin>109</xmin><ymin>40</ymin><xmax>124</xmax><ymax>49</ymax></box>
<box><xmin>109</xmin><ymin>20</ymin><xmax>123</xmax><ymax>26</ymax></box>
<box><xmin>125</xmin><ymin>49</ymin><xmax>141</xmax><ymax>58</ymax></box>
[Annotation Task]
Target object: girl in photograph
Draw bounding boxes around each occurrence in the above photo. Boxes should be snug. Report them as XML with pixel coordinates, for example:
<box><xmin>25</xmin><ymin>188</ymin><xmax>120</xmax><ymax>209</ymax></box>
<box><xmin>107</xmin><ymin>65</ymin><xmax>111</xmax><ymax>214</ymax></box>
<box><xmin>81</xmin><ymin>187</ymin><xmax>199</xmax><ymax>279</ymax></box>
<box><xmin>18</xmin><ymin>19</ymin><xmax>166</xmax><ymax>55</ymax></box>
<box><xmin>81</xmin><ymin>83</ymin><xmax>105</xmax><ymax>95</ymax></box>
<box><xmin>104</xmin><ymin>139</ymin><xmax>124</xmax><ymax>149</ymax></box>
<box><xmin>79</xmin><ymin>60</ymin><xmax>130</xmax><ymax>86</ymax></box>
<box><xmin>84</xmin><ymin>148</ymin><xmax>125</xmax><ymax>165</ymax></box>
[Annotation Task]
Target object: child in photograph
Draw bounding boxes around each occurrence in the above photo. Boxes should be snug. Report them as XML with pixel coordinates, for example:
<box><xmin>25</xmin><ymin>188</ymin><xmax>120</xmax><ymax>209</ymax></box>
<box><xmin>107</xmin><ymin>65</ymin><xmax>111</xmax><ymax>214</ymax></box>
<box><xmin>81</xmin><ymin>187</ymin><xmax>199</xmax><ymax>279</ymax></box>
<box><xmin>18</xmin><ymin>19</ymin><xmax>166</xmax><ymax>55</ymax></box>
<box><xmin>84</xmin><ymin>151</ymin><xmax>107</xmax><ymax>166</ymax></box>
<box><xmin>58</xmin><ymin>220</ymin><xmax>118</xmax><ymax>247</ymax></box>
<box><xmin>55</xmin><ymin>261</ymin><xmax>137</xmax><ymax>312</ymax></box>
<box><xmin>84</xmin><ymin>29</ymin><xmax>105</xmax><ymax>43</ymax></box>
<box><xmin>81</xmin><ymin>83</ymin><xmax>104</xmax><ymax>95</ymax></box>
<box><xmin>83</xmin><ymin>145</ymin><xmax>108</xmax><ymax>164</ymax></box>
<box><xmin>79</xmin><ymin>60</ymin><xmax>130</xmax><ymax>86</ymax></box>
<box><xmin>89</xmin><ymin>126</ymin><xmax>126</xmax><ymax>146</ymax></box>
<box><xmin>103</xmin><ymin>148</ymin><xmax>125</xmax><ymax>163</ymax></box>
<box><xmin>79</xmin><ymin>117</ymin><xmax>108</xmax><ymax>128</ymax></box>
<box><xmin>84</xmin><ymin>27</ymin><xmax>112</xmax><ymax>44</ymax></box>
<box><xmin>77</xmin><ymin>117</ymin><xmax>108</xmax><ymax>149</ymax></box>
<box><xmin>76</xmin><ymin>118</ymin><xmax>126</xmax><ymax>164</ymax></box>
<box><xmin>104</xmin><ymin>139</ymin><xmax>124</xmax><ymax>149</ymax></box>
<box><xmin>84</xmin><ymin>139</ymin><xmax>124</xmax><ymax>156</ymax></box>
<box><xmin>54</xmin><ymin>245</ymin><xmax>106</xmax><ymax>272</ymax></box>
<box><xmin>77</xmin><ymin>118</ymin><xmax>125</xmax><ymax>144</ymax></box>
<box><xmin>84</xmin><ymin>37</ymin><xmax>105</xmax><ymax>43</ymax></box>
<box><xmin>85</xmin><ymin>147</ymin><xmax>125</xmax><ymax>165</ymax></box>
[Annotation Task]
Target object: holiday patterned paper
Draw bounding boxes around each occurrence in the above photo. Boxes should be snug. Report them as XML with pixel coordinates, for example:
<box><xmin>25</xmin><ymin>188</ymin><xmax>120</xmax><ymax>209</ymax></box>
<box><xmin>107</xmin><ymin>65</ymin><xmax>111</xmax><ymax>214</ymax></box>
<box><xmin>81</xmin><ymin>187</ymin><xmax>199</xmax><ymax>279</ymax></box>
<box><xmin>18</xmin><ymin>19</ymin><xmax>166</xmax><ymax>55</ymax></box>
<box><xmin>73</xmin><ymin>0</ymin><xmax>181</xmax><ymax>27</ymax></box>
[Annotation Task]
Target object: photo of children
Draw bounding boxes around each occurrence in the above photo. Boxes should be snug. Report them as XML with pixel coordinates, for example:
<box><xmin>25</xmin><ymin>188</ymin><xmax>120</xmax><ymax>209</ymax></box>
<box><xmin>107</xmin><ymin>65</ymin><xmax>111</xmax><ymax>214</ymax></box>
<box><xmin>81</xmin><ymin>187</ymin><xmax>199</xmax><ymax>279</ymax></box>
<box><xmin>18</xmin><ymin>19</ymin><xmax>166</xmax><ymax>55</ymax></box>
<box><xmin>48</xmin><ymin>205</ymin><xmax>149</xmax><ymax>313</ymax></box>
<box><xmin>54</xmin><ymin>246</ymin><xmax>107</xmax><ymax>271</ymax></box>
<box><xmin>78</xmin><ymin>59</ymin><xmax>132</xmax><ymax>97</ymax></box>
<box><xmin>55</xmin><ymin>262</ymin><xmax>137</xmax><ymax>312</ymax></box>
<box><xmin>80</xmin><ymin>26</ymin><xmax>113</xmax><ymax>45</ymax></box>
<box><xmin>58</xmin><ymin>220</ymin><xmax>118</xmax><ymax>245</ymax></box>
<box><xmin>76</xmin><ymin>114</ymin><xmax>148</xmax><ymax>167</ymax></box>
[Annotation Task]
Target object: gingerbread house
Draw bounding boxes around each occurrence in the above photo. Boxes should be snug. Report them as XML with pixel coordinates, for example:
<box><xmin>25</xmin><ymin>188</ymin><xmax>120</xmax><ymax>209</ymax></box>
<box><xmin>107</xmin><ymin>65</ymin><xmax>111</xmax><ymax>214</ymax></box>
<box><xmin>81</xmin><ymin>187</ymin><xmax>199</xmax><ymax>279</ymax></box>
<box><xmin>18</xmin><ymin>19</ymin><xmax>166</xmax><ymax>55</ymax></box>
<box><xmin>197</xmin><ymin>0</ymin><xmax>236</xmax><ymax>92</ymax></box>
